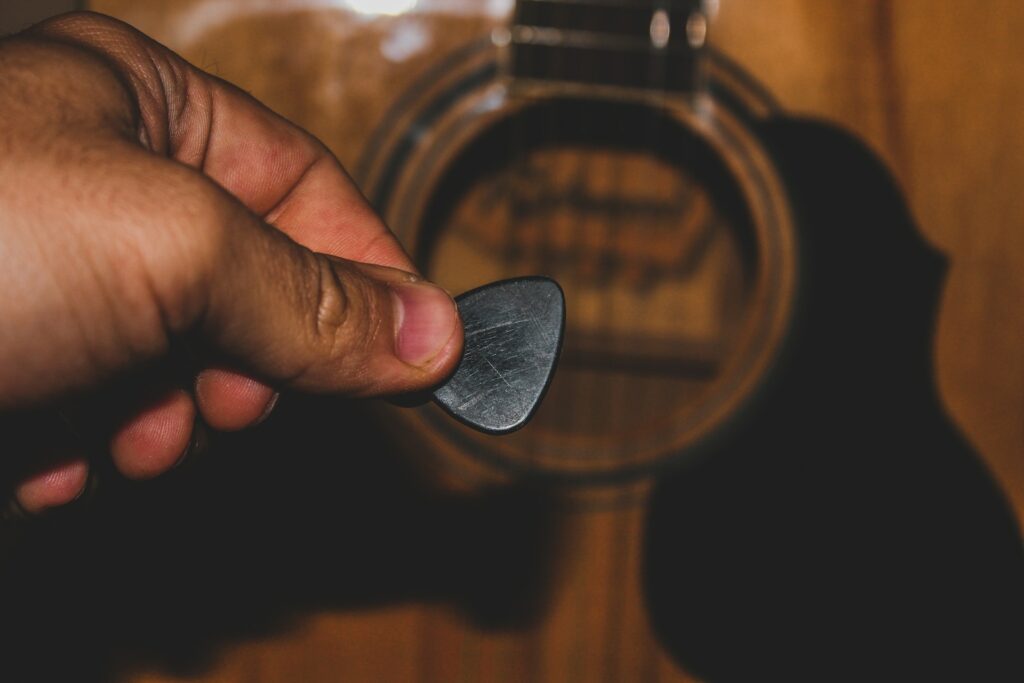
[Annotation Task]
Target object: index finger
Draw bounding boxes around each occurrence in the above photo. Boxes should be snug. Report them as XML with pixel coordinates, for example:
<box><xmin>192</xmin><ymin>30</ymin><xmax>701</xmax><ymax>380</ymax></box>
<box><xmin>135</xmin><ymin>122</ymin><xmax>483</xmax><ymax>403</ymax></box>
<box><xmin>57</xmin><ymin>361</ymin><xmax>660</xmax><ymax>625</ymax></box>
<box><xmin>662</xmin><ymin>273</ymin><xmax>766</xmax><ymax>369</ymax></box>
<box><xmin>35</xmin><ymin>12</ymin><xmax>413</xmax><ymax>270</ymax></box>
<box><xmin>180</xmin><ymin>75</ymin><xmax>415</xmax><ymax>270</ymax></box>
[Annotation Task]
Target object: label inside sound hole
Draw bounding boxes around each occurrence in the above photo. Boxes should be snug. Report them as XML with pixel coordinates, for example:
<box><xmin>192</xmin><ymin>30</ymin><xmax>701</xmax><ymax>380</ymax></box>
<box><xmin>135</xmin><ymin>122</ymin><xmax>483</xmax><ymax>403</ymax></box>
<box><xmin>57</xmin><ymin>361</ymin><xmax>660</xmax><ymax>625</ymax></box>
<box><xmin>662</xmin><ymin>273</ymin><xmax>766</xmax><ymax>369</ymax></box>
<box><xmin>406</xmin><ymin>97</ymin><xmax>780</xmax><ymax>479</ymax></box>
<box><xmin>429</xmin><ymin>145</ymin><xmax>750</xmax><ymax>445</ymax></box>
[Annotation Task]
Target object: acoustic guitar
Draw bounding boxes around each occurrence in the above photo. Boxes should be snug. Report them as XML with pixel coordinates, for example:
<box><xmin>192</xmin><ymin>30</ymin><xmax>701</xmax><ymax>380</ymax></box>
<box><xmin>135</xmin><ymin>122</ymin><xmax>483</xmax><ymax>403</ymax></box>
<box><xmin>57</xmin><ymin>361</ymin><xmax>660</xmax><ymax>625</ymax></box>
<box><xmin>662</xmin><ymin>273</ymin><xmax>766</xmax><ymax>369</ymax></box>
<box><xmin>3</xmin><ymin>1</ymin><xmax>1020</xmax><ymax>681</ymax></box>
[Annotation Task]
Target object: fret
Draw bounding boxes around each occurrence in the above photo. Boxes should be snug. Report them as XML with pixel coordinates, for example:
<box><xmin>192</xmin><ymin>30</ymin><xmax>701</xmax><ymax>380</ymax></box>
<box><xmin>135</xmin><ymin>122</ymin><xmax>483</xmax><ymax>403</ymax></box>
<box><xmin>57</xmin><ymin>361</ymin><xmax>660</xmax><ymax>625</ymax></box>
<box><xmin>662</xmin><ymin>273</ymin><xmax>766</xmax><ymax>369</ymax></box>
<box><xmin>508</xmin><ymin>0</ymin><xmax>707</xmax><ymax>96</ymax></box>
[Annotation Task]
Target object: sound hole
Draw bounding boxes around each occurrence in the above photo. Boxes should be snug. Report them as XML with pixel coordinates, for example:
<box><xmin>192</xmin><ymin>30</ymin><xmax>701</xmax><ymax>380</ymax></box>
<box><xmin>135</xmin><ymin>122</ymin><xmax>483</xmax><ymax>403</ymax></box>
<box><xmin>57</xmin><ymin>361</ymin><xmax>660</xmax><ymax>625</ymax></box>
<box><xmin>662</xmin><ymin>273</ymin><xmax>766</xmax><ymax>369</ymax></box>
<box><xmin>414</xmin><ymin>99</ymin><xmax>764</xmax><ymax>475</ymax></box>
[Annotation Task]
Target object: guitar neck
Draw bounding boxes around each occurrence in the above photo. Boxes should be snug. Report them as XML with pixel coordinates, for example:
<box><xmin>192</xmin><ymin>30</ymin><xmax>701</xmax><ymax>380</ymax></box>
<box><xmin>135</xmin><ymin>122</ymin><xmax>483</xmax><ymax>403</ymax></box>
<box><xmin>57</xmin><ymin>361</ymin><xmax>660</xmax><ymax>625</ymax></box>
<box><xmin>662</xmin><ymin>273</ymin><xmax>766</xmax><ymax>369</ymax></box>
<box><xmin>508</xmin><ymin>0</ymin><xmax>708</xmax><ymax>94</ymax></box>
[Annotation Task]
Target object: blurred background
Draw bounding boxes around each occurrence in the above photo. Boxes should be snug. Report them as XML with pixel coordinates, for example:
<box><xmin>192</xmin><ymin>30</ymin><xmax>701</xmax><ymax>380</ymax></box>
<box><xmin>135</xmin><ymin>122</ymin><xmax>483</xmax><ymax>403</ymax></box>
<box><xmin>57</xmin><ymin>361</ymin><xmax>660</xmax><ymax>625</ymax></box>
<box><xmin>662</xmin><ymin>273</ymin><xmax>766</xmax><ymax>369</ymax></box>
<box><xmin>1</xmin><ymin>1</ymin><xmax>1022</xmax><ymax>681</ymax></box>
<box><xmin>0</xmin><ymin>0</ymin><xmax>78</xmax><ymax>34</ymax></box>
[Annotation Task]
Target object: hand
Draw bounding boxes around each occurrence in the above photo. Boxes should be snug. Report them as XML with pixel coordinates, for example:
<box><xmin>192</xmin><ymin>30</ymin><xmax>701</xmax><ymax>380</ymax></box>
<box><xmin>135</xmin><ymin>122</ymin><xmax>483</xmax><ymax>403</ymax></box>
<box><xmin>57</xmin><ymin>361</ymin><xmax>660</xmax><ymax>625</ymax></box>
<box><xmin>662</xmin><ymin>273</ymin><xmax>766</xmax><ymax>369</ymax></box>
<box><xmin>0</xmin><ymin>12</ymin><xmax>463</xmax><ymax>515</ymax></box>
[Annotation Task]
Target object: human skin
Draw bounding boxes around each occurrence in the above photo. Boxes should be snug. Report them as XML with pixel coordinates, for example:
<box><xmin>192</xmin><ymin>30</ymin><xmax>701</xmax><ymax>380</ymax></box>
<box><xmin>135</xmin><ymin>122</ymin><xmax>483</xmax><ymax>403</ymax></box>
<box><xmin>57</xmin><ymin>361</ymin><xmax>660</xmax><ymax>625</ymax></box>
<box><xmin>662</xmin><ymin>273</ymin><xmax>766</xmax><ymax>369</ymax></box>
<box><xmin>0</xmin><ymin>12</ymin><xmax>463</xmax><ymax>514</ymax></box>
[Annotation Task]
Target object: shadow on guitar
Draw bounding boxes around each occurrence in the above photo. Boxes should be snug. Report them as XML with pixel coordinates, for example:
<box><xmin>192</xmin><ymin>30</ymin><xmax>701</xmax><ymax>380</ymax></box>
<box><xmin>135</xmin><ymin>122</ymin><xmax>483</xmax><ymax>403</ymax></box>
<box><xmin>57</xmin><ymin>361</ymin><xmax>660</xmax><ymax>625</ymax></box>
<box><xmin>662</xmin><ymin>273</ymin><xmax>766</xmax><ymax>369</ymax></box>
<box><xmin>0</xmin><ymin>119</ymin><xmax>1020</xmax><ymax>683</ymax></box>
<box><xmin>645</xmin><ymin>118</ymin><xmax>1024</xmax><ymax>681</ymax></box>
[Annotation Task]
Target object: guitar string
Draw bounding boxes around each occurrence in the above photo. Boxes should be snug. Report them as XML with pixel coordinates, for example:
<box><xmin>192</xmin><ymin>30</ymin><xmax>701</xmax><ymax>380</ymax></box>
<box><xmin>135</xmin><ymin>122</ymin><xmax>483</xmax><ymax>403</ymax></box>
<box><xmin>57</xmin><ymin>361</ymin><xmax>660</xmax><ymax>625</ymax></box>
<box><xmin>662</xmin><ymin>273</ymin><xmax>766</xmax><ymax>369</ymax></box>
<box><xmin>513</xmin><ymin>3</ymin><xmax>546</xmax><ymax>681</ymax></box>
<box><xmin>567</xmin><ymin>0</ymin><xmax>605</xmax><ymax>678</ymax></box>
<box><xmin>600</xmin><ymin>4</ymin><xmax>633</xmax><ymax>679</ymax></box>
<box><xmin>547</xmin><ymin>0</ymin><xmax>591</xmax><ymax>677</ymax></box>
<box><xmin>600</xmin><ymin>1</ymin><xmax>674</xmax><ymax>680</ymax></box>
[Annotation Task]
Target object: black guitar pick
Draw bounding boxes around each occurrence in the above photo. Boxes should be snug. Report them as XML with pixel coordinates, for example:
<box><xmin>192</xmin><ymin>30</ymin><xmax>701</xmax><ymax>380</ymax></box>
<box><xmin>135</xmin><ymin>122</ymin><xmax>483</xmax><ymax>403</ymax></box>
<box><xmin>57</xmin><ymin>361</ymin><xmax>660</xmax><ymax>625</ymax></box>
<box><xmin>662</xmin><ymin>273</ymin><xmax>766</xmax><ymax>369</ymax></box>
<box><xmin>432</xmin><ymin>277</ymin><xmax>565</xmax><ymax>435</ymax></box>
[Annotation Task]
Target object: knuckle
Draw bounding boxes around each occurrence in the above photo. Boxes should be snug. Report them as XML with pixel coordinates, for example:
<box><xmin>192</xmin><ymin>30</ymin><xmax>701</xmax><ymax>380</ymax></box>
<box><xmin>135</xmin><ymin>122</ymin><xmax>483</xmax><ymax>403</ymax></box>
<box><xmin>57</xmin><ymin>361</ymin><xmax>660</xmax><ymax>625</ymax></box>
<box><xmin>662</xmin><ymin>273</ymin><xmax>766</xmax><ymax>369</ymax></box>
<box><xmin>29</xmin><ymin>11</ymin><xmax>192</xmax><ymax>154</ymax></box>
<box><xmin>312</xmin><ymin>257</ymin><xmax>349</xmax><ymax>340</ymax></box>
<box><xmin>310</xmin><ymin>259</ymin><xmax>384</xmax><ymax>361</ymax></box>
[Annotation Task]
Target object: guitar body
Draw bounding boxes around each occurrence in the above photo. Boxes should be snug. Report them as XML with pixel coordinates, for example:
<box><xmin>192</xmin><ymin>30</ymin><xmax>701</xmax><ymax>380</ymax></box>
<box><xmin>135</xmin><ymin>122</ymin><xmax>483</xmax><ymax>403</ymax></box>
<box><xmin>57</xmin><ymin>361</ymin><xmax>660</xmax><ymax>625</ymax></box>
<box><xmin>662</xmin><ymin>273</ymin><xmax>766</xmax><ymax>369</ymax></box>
<box><xmin>18</xmin><ymin>0</ymin><xmax>1014</xmax><ymax>680</ymax></box>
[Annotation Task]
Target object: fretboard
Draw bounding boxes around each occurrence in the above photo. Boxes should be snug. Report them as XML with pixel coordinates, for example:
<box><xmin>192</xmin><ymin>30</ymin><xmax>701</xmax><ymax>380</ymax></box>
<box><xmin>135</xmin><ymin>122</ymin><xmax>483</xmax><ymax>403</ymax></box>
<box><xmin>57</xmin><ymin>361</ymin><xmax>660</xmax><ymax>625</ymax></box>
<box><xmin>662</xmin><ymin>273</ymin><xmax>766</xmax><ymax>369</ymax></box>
<box><xmin>508</xmin><ymin>0</ymin><xmax>707</xmax><ymax>94</ymax></box>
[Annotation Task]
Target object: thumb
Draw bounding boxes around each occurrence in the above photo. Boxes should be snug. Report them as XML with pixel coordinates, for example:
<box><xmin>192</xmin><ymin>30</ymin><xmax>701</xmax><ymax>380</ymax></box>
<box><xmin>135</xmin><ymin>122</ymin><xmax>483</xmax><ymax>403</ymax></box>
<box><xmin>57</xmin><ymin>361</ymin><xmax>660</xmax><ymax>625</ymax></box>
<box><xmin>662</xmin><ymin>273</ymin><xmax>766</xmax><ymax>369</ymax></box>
<box><xmin>175</xmin><ymin>186</ymin><xmax>462</xmax><ymax>397</ymax></box>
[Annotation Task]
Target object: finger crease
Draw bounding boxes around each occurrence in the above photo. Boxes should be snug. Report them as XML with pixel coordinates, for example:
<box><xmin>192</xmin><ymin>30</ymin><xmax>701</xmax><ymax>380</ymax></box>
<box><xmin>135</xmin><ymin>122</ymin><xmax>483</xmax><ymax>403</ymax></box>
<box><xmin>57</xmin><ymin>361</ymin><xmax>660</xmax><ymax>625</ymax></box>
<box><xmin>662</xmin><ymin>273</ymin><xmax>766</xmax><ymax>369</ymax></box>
<box><xmin>264</xmin><ymin>155</ymin><xmax>325</xmax><ymax>225</ymax></box>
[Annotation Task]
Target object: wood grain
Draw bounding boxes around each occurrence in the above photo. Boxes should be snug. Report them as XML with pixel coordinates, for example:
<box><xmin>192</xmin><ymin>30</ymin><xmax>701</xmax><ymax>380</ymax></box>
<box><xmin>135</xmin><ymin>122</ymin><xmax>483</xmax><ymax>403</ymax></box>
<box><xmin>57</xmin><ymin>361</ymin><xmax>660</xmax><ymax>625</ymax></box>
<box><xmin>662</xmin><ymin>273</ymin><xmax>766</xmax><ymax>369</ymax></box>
<box><xmin>715</xmin><ymin>0</ymin><xmax>1024</xmax><ymax>527</ymax></box>
<box><xmin>84</xmin><ymin>1</ymin><xmax>1024</xmax><ymax>681</ymax></box>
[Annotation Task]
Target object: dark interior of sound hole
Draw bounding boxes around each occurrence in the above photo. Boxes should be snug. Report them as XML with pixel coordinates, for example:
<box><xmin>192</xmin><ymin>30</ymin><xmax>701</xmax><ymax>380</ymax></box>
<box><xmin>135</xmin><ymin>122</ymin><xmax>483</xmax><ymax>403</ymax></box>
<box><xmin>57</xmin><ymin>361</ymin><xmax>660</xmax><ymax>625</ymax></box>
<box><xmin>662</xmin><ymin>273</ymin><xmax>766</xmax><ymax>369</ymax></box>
<box><xmin>417</xmin><ymin>97</ymin><xmax>762</xmax><ymax>451</ymax></box>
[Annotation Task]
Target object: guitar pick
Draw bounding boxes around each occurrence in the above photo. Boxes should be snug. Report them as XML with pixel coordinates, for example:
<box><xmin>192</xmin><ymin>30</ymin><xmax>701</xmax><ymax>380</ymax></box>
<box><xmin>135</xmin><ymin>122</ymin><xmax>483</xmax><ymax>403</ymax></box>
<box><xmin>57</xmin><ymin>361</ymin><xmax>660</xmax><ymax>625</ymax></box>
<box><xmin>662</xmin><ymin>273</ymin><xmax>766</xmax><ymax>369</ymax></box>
<box><xmin>432</xmin><ymin>277</ymin><xmax>565</xmax><ymax>435</ymax></box>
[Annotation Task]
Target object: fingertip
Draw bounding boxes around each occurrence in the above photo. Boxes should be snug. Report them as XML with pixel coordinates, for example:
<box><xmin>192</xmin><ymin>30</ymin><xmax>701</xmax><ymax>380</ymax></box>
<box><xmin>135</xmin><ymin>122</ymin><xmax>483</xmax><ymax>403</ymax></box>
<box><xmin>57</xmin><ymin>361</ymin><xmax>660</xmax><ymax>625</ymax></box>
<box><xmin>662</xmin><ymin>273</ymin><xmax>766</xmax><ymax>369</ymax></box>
<box><xmin>110</xmin><ymin>389</ymin><xmax>196</xmax><ymax>480</ymax></box>
<box><xmin>15</xmin><ymin>457</ymin><xmax>90</xmax><ymax>515</ymax></box>
<box><xmin>391</xmin><ymin>280</ymin><xmax>463</xmax><ymax>370</ymax></box>
<box><xmin>195</xmin><ymin>369</ymin><xmax>278</xmax><ymax>431</ymax></box>
<box><xmin>421</xmin><ymin>312</ymin><xmax>464</xmax><ymax>384</ymax></box>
